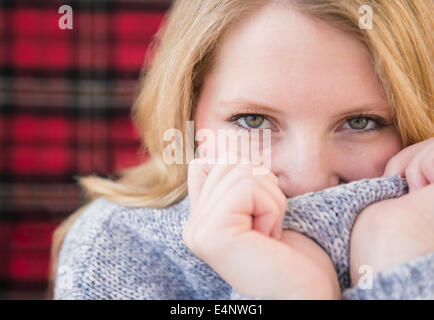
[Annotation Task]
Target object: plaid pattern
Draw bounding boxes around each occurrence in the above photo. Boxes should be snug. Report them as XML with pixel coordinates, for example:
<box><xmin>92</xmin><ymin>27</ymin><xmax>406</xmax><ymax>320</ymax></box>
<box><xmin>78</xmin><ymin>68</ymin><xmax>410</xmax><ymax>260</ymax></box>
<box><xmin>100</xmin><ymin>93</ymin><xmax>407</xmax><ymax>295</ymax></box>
<box><xmin>0</xmin><ymin>0</ymin><xmax>171</xmax><ymax>299</ymax></box>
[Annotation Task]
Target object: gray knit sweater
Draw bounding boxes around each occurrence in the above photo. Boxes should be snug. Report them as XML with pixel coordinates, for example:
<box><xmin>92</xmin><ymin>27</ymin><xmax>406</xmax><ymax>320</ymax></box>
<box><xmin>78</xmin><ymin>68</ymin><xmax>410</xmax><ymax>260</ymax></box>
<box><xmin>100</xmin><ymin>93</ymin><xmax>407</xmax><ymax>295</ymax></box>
<box><xmin>54</xmin><ymin>174</ymin><xmax>434</xmax><ymax>299</ymax></box>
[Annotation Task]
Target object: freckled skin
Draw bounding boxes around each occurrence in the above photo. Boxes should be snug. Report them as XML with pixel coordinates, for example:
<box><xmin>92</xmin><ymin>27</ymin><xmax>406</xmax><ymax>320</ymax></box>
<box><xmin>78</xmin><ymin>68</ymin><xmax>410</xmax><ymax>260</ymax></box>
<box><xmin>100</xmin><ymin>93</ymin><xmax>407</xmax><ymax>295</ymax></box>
<box><xmin>193</xmin><ymin>4</ymin><xmax>402</xmax><ymax>198</ymax></box>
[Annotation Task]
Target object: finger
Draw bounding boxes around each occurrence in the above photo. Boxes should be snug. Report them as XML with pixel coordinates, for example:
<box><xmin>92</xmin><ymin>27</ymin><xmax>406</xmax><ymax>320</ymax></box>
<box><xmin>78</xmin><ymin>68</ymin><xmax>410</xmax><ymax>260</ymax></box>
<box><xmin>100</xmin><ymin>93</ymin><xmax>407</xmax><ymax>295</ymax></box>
<box><xmin>206</xmin><ymin>162</ymin><xmax>281</xmax><ymax>216</ymax></box>
<box><xmin>223</xmin><ymin>176</ymin><xmax>281</xmax><ymax>238</ymax></box>
<box><xmin>189</xmin><ymin>173</ymin><xmax>279</xmax><ymax>241</ymax></box>
<box><xmin>253</xmin><ymin>171</ymin><xmax>286</xmax><ymax>212</ymax></box>
<box><xmin>208</xmin><ymin>161</ymin><xmax>286</xmax><ymax>240</ymax></box>
<box><xmin>199</xmin><ymin>152</ymin><xmax>239</xmax><ymax>203</ymax></box>
<box><xmin>190</xmin><ymin>156</ymin><xmax>286</xmax><ymax>240</ymax></box>
<box><xmin>420</xmin><ymin>146</ymin><xmax>434</xmax><ymax>184</ymax></box>
<box><xmin>252</xmin><ymin>174</ymin><xmax>286</xmax><ymax>240</ymax></box>
<box><xmin>187</xmin><ymin>158</ymin><xmax>212</xmax><ymax>212</ymax></box>
<box><xmin>203</xmin><ymin>163</ymin><xmax>256</xmax><ymax>218</ymax></box>
<box><xmin>226</xmin><ymin>169</ymin><xmax>284</xmax><ymax>239</ymax></box>
<box><xmin>405</xmin><ymin>144</ymin><xmax>434</xmax><ymax>192</ymax></box>
<box><xmin>251</xmin><ymin>185</ymin><xmax>282</xmax><ymax>239</ymax></box>
<box><xmin>383</xmin><ymin>138</ymin><xmax>434</xmax><ymax>177</ymax></box>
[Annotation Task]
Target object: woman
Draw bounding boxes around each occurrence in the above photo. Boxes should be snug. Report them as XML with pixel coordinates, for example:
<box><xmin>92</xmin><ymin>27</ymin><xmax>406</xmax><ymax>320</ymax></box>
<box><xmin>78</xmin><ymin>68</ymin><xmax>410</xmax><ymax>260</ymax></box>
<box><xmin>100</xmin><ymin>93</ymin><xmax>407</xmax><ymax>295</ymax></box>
<box><xmin>51</xmin><ymin>0</ymin><xmax>433</xmax><ymax>299</ymax></box>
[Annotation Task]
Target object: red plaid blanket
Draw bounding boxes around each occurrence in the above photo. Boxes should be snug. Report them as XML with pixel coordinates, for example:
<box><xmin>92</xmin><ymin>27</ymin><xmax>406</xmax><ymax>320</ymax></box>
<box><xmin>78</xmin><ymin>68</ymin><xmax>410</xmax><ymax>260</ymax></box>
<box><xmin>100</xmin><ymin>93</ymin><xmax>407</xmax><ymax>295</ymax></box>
<box><xmin>0</xmin><ymin>0</ymin><xmax>170</xmax><ymax>299</ymax></box>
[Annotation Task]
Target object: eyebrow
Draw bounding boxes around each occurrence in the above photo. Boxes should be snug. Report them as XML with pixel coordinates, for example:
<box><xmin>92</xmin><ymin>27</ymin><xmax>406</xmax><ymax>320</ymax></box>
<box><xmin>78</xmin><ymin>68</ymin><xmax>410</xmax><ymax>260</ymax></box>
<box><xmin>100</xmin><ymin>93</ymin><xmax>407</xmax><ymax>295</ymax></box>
<box><xmin>219</xmin><ymin>99</ymin><xmax>286</xmax><ymax>116</ymax></box>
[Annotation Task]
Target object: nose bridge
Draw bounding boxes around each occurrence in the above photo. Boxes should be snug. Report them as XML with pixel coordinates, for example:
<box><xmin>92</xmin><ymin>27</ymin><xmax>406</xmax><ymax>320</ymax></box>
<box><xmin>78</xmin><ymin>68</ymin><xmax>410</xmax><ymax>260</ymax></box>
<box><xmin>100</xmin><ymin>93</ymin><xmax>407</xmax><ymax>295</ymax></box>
<box><xmin>282</xmin><ymin>132</ymin><xmax>336</xmax><ymax>196</ymax></box>
<box><xmin>291</xmin><ymin>132</ymin><xmax>323</xmax><ymax>173</ymax></box>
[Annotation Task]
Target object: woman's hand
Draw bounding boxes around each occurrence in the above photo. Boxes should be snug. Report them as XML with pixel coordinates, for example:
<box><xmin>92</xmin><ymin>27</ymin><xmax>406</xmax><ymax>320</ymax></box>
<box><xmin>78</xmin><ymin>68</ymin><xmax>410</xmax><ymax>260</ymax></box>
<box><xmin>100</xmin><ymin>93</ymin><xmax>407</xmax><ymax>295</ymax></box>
<box><xmin>349</xmin><ymin>138</ymin><xmax>434</xmax><ymax>286</ymax></box>
<box><xmin>183</xmin><ymin>155</ymin><xmax>340</xmax><ymax>299</ymax></box>
<box><xmin>383</xmin><ymin>137</ymin><xmax>434</xmax><ymax>192</ymax></box>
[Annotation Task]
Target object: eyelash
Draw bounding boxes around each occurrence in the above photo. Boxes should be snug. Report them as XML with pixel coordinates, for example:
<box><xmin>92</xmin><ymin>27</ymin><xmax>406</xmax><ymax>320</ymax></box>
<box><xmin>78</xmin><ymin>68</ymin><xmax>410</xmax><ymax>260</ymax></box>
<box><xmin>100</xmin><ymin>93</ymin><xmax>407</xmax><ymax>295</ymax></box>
<box><xmin>342</xmin><ymin>112</ymin><xmax>387</xmax><ymax>134</ymax></box>
<box><xmin>227</xmin><ymin>112</ymin><xmax>387</xmax><ymax>134</ymax></box>
<box><xmin>227</xmin><ymin>112</ymin><xmax>276</xmax><ymax>131</ymax></box>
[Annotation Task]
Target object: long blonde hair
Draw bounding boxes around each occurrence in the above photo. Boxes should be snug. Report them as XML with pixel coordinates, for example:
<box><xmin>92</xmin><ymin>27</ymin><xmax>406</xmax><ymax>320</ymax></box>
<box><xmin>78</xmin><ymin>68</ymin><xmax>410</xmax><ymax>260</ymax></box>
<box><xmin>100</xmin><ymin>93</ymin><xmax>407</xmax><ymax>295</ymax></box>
<box><xmin>76</xmin><ymin>0</ymin><xmax>433</xmax><ymax>209</ymax></box>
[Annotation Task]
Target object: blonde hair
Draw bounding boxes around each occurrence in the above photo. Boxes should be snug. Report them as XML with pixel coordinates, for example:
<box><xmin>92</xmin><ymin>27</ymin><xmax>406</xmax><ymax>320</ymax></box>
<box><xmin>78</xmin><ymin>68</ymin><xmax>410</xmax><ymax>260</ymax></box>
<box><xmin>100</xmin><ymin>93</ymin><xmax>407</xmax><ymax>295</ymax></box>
<box><xmin>76</xmin><ymin>0</ymin><xmax>433</xmax><ymax>209</ymax></box>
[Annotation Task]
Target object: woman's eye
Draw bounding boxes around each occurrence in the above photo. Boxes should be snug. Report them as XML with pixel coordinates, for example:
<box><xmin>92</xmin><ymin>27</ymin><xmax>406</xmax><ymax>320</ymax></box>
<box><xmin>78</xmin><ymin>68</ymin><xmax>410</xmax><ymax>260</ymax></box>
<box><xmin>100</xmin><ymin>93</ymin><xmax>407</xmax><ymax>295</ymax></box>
<box><xmin>343</xmin><ymin>117</ymin><xmax>378</xmax><ymax>131</ymax></box>
<box><xmin>243</xmin><ymin>114</ymin><xmax>265</xmax><ymax>128</ymax></box>
<box><xmin>231</xmin><ymin>114</ymin><xmax>272</xmax><ymax>130</ymax></box>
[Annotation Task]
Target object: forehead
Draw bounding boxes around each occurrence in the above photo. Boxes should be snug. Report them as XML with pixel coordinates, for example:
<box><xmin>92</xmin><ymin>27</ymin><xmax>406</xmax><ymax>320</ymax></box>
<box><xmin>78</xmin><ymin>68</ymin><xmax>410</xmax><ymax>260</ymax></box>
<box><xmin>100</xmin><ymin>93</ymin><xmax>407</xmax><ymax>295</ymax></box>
<box><xmin>207</xmin><ymin>4</ymin><xmax>387</xmax><ymax>114</ymax></box>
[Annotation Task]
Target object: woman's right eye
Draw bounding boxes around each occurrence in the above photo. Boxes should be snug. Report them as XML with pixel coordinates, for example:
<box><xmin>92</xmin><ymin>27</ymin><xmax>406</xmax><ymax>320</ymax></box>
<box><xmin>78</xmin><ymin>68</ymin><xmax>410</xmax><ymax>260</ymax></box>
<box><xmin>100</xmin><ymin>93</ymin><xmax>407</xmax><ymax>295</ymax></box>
<box><xmin>228</xmin><ymin>113</ymin><xmax>273</xmax><ymax>130</ymax></box>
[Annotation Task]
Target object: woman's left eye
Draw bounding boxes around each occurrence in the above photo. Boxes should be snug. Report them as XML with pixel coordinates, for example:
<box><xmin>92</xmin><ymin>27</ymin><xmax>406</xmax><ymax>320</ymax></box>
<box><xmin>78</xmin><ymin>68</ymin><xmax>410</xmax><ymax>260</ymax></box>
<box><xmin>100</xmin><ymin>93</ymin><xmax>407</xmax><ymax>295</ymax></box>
<box><xmin>342</xmin><ymin>116</ymin><xmax>383</xmax><ymax>132</ymax></box>
<box><xmin>229</xmin><ymin>114</ymin><xmax>273</xmax><ymax>130</ymax></box>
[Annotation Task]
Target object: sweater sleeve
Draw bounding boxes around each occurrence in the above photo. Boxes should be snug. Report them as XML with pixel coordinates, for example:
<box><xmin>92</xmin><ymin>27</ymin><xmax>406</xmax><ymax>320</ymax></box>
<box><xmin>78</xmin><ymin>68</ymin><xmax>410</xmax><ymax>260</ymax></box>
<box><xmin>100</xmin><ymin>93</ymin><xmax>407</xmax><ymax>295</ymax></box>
<box><xmin>342</xmin><ymin>251</ymin><xmax>434</xmax><ymax>300</ymax></box>
<box><xmin>229</xmin><ymin>176</ymin><xmax>413</xmax><ymax>300</ymax></box>
<box><xmin>282</xmin><ymin>174</ymin><xmax>408</xmax><ymax>290</ymax></box>
<box><xmin>54</xmin><ymin>198</ymin><xmax>195</xmax><ymax>300</ymax></box>
<box><xmin>54</xmin><ymin>198</ymin><xmax>117</xmax><ymax>299</ymax></box>
<box><xmin>230</xmin><ymin>251</ymin><xmax>434</xmax><ymax>300</ymax></box>
<box><xmin>230</xmin><ymin>288</ymin><xmax>261</xmax><ymax>300</ymax></box>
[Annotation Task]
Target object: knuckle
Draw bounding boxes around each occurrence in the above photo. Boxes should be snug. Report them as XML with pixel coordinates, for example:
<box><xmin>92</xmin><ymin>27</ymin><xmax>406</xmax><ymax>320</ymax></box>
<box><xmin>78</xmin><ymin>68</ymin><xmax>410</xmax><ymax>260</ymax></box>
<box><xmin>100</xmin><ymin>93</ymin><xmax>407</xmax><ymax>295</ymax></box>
<box><xmin>267</xmin><ymin>171</ymin><xmax>279</xmax><ymax>185</ymax></box>
<box><xmin>189</xmin><ymin>229</ymin><xmax>210</xmax><ymax>257</ymax></box>
<box><xmin>183</xmin><ymin>221</ymin><xmax>209</xmax><ymax>256</ymax></box>
<box><xmin>420</xmin><ymin>154</ymin><xmax>434</xmax><ymax>173</ymax></box>
<box><xmin>404</xmin><ymin>161</ymin><xmax>417</xmax><ymax>177</ymax></box>
<box><xmin>279</xmin><ymin>193</ymin><xmax>288</xmax><ymax>214</ymax></box>
<box><xmin>268</xmin><ymin>194</ymin><xmax>284</xmax><ymax>219</ymax></box>
<box><xmin>384</xmin><ymin>156</ymin><xmax>400</xmax><ymax>174</ymax></box>
<box><xmin>234</xmin><ymin>162</ymin><xmax>254</xmax><ymax>175</ymax></box>
<box><xmin>235</xmin><ymin>176</ymin><xmax>256</xmax><ymax>191</ymax></box>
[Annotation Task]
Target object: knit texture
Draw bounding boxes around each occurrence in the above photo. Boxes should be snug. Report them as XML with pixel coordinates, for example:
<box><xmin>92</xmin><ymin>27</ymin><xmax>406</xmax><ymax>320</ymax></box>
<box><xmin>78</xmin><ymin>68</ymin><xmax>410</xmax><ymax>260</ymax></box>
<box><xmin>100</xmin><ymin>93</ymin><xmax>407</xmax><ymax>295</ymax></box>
<box><xmin>54</xmin><ymin>174</ymin><xmax>434</xmax><ymax>299</ymax></box>
<box><xmin>342</xmin><ymin>251</ymin><xmax>434</xmax><ymax>300</ymax></box>
<box><xmin>282</xmin><ymin>174</ymin><xmax>408</xmax><ymax>290</ymax></box>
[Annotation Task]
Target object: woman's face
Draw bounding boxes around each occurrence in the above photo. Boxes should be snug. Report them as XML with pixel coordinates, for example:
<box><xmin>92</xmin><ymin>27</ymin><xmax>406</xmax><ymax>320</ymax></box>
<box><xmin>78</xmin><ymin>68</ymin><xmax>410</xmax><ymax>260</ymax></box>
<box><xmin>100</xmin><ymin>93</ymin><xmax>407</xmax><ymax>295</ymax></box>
<box><xmin>194</xmin><ymin>4</ymin><xmax>403</xmax><ymax>198</ymax></box>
